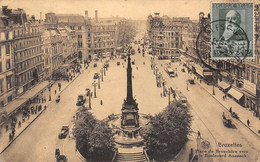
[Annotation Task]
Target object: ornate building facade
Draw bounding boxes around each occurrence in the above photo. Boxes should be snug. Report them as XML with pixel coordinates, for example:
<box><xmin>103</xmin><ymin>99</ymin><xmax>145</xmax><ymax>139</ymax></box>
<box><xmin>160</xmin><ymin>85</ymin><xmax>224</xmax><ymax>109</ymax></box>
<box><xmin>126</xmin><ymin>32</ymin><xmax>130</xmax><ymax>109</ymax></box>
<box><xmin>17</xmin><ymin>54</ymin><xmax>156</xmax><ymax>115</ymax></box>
<box><xmin>0</xmin><ymin>6</ymin><xmax>15</xmax><ymax>107</ymax></box>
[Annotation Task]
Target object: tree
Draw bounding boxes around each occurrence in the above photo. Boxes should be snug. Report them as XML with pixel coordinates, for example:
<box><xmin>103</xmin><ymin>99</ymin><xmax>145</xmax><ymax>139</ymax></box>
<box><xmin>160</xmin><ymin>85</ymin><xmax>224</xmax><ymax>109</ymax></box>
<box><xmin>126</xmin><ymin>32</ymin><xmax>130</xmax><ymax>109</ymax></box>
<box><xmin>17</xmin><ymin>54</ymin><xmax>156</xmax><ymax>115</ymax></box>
<box><xmin>73</xmin><ymin>108</ymin><xmax>115</xmax><ymax>161</ymax></box>
<box><xmin>118</xmin><ymin>19</ymin><xmax>137</xmax><ymax>47</ymax></box>
<box><xmin>140</xmin><ymin>101</ymin><xmax>192</xmax><ymax>161</ymax></box>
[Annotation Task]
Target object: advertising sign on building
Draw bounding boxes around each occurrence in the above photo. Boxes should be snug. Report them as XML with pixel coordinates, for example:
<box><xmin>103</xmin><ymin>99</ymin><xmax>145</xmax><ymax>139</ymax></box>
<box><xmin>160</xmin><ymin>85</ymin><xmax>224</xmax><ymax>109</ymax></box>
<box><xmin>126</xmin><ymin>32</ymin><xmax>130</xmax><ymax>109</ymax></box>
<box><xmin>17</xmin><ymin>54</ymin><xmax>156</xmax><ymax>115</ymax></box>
<box><xmin>244</xmin><ymin>79</ymin><xmax>256</xmax><ymax>95</ymax></box>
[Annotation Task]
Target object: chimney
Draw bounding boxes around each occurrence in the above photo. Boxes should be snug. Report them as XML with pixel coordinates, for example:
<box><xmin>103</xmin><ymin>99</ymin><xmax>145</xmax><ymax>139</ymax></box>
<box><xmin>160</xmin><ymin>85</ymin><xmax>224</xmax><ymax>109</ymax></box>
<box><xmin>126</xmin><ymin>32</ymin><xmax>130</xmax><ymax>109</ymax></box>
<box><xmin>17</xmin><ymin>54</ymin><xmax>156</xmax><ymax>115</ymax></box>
<box><xmin>40</xmin><ymin>12</ymin><xmax>42</xmax><ymax>21</ymax></box>
<box><xmin>85</xmin><ymin>10</ymin><xmax>88</xmax><ymax>19</ymax></box>
<box><xmin>95</xmin><ymin>10</ymin><xmax>98</xmax><ymax>23</ymax></box>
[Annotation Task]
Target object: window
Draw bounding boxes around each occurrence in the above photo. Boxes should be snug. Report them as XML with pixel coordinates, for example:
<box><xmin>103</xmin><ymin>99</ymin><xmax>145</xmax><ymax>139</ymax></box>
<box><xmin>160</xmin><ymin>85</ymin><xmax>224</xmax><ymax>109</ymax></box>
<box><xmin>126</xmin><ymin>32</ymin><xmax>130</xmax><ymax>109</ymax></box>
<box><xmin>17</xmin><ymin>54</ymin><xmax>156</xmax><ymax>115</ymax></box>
<box><xmin>0</xmin><ymin>79</ymin><xmax>3</xmax><ymax>93</ymax></box>
<box><xmin>78</xmin><ymin>26</ymin><xmax>82</xmax><ymax>30</ymax></box>
<box><xmin>78</xmin><ymin>35</ymin><xmax>82</xmax><ymax>39</ymax></box>
<box><xmin>0</xmin><ymin>62</ymin><xmax>2</xmax><ymax>72</ymax></box>
<box><xmin>6</xmin><ymin>76</ymin><xmax>12</xmax><ymax>89</ymax></box>
<box><xmin>6</xmin><ymin>59</ymin><xmax>10</xmax><ymax>70</ymax></box>
<box><xmin>0</xmin><ymin>46</ymin><xmax>1</xmax><ymax>58</ymax></box>
<box><xmin>251</xmin><ymin>71</ymin><xmax>255</xmax><ymax>83</ymax></box>
<box><xmin>6</xmin><ymin>45</ymin><xmax>10</xmax><ymax>56</ymax></box>
<box><xmin>5</xmin><ymin>32</ymin><xmax>9</xmax><ymax>40</ymax></box>
<box><xmin>258</xmin><ymin>72</ymin><xmax>260</xmax><ymax>87</ymax></box>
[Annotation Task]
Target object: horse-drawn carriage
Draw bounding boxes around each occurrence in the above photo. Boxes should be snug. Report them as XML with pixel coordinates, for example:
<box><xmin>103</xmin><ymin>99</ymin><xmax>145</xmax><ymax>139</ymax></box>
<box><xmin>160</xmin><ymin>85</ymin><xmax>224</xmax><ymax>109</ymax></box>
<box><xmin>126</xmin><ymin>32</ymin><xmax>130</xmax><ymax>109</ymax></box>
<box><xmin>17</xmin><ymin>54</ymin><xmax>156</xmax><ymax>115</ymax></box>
<box><xmin>222</xmin><ymin>113</ymin><xmax>232</xmax><ymax>128</ymax></box>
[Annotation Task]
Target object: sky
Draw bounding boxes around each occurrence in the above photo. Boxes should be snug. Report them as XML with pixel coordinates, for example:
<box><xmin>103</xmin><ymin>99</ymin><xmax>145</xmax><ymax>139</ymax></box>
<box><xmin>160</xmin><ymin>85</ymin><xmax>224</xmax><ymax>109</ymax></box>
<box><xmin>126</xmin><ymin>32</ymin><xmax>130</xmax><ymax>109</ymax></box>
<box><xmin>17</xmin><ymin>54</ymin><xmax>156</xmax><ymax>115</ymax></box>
<box><xmin>0</xmin><ymin>0</ymin><xmax>211</xmax><ymax>20</ymax></box>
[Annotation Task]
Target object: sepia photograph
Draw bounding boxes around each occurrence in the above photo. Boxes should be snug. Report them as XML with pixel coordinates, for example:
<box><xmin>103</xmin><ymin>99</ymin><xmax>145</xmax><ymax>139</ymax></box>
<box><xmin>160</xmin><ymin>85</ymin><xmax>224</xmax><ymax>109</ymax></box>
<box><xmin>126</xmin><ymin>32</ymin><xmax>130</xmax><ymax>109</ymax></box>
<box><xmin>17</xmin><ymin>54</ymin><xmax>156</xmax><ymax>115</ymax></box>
<box><xmin>0</xmin><ymin>0</ymin><xmax>259</xmax><ymax>161</ymax></box>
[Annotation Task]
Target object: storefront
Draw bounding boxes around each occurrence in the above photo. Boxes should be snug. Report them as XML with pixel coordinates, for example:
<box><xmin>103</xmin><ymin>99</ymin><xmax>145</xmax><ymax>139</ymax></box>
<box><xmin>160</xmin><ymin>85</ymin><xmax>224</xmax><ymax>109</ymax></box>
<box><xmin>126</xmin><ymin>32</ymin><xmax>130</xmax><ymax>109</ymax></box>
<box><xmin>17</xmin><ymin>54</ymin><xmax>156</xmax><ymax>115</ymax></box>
<box><xmin>242</xmin><ymin>79</ymin><xmax>259</xmax><ymax>118</ymax></box>
<box><xmin>218</xmin><ymin>81</ymin><xmax>231</xmax><ymax>92</ymax></box>
<box><xmin>227</xmin><ymin>87</ymin><xmax>244</xmax><ymax>106</ymax></box>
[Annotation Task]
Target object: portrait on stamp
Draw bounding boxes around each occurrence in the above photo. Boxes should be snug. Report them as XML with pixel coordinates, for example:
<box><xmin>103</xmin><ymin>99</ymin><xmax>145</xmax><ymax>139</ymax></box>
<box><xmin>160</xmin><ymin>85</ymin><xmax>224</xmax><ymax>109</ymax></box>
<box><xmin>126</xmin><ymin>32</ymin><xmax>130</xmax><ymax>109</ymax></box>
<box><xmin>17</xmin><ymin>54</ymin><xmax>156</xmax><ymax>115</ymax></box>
<box><xmin>211</xmin><ymin>3</ymin><xmax>254</xmax><ymax>59</ymax></box>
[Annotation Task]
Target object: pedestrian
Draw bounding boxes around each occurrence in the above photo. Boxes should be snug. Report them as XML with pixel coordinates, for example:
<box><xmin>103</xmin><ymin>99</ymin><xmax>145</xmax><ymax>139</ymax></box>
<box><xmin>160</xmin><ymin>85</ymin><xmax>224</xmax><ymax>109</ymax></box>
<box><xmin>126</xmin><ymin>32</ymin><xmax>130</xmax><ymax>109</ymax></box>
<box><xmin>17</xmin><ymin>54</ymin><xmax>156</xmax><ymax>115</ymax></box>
<box><xmin>55</xmin><ymin>90</ymin><xmax>57</xmax><ymax>94</ymax></box>
<box><xmin>44</xmin><ymin>105</ymin><xmax>47</xmax><ymax>110</ymax></box>
<box><xmin>5</xmin><ymin>125</ymin><xmax>8</xmax><ymax>132</ymax></box>
<box><xmin>9</xmin><ymin>133</ymin><xmax>12</xmax><ymax>142</ymax></box>
<box><xmin>12</xmin><ymin>128</ymin><xmax>15</xmax><ymax>137</ymax></box>
<box><xmin>28</xmin><ymin>114</ymin><xmax>30</xmax><ymax>120</ymax></box>
<box><xmin>160</xmin><ymin>93</ymin><xmax>162</xmax><ymax>97</ymax></box>
<box><xmin>247</xmin><ymin>119</ymin><xmax>250</xmax><ymax>127</ymax></box>
<box><xmin>223</xmin><ymin>96</ymin><xmax>225</xmax><ymax>100</ymax></box>
<box><xmin>18</xmin><ymin>121</ymin><xmax>21</xmax><ymax>128</ymax></box>
<box><xmin>222</xmin><ymin>112</ymin><xmax>226</xmax><ymax>120</ymax></box>
<box><xmin>229</xmin><ymin>107</ymin><xmax>232</xmax><ymax>114</ymax></box>
<box><xmin>189</xmin><ymin>148</ymin><xmax>194</xmax><ymax>161</ymax></box>
<box><xmin>42</xmin><ymin>98</ymin><xmax>44</xmax><ymax>103</ymax></box>
<box><xmin>100</xmin><ymin>100</ymin><xmax>103</xmax><ymax>105</ymax></box>
<box><xmin>197</xmin><ymin>131</ymin><xmax>201</xmax><ymax>139</ymax></box>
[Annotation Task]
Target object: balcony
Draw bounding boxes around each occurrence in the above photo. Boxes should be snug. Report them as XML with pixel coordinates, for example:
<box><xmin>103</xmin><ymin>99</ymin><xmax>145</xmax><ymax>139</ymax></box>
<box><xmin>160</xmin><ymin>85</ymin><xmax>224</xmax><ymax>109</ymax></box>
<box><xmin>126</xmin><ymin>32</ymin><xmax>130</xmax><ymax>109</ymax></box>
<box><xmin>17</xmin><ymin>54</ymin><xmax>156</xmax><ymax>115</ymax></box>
<box><xmin>14</xmin><ymin>32</ymin><xmax>42</xmax><ymax>40</ymax></box>
<box><xmin>15</xmin><ymin>60</ymin><xmax>44</xmax><ymax>76</ymax></box>
<box><xmin>15</xmin><ymin>52</ymin><xmax>43</xmax><ymax>63</ymax></box>
<box><xmin>14</xmin><ymin>43</ymin><xmax>42</xmax><ymax>52</ymax></box>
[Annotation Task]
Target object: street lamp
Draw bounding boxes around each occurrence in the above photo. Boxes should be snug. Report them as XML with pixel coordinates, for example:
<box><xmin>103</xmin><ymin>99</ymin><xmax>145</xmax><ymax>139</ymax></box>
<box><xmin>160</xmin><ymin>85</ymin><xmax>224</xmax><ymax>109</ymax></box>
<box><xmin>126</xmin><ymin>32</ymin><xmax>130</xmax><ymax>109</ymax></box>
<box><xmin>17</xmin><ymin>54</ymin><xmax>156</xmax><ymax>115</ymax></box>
<box><xmin>104</xmin><ymin>68</ymin><xmax>106</xmax><ymax>76</ymax></box>
<box><xmin>48</xmin><ymin>80</ymin><xmax>51</xmax><ymax>101</ymax></box>
<box><xmin>98</xmin><ymin>75</ymin><xmax>101</xmax><ymax>89</ymax></box>
<box><xmin>168</xmin><ymin>87</ymin><xmax>171</xmax><ymax>107</ymax></box>
<box><xmin>156</xmin><ymin>68</ymin><xmax>158</xmax><ymax>79</ymax></box>
<box><xmin>100</xmin><ymin>68</ymin><xmax>103</xmax><ymax>82</ymax></box>
<box><xmin>92</xmin><ymin>81</ymin><xmax>97</xmax><ymax>98</ymax></box>
<box><xmin>187</xmin><ymin>80</ymin><xmax>189</xmax><ymax>91</ymax></box>
<box><xmin>213</xmin><ymin>71</ymin><xmax>216</xmax><ymax>95</ymax></box>
<box><xmin>85</xmin><ymin>88</ymin><xmax>91</xmax><ymax>109</ymax></box>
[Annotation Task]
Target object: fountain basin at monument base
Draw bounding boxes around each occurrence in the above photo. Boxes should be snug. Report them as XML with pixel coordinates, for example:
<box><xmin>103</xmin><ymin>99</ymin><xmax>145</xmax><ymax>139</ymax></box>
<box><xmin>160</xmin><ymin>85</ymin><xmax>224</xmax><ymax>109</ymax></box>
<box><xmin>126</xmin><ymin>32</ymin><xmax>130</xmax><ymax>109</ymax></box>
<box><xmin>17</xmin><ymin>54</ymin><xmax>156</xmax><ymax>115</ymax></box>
<box><xmin>108</xmin><ymin>113</ymin><xmax>150</xmax><ymax>146</ymax></box>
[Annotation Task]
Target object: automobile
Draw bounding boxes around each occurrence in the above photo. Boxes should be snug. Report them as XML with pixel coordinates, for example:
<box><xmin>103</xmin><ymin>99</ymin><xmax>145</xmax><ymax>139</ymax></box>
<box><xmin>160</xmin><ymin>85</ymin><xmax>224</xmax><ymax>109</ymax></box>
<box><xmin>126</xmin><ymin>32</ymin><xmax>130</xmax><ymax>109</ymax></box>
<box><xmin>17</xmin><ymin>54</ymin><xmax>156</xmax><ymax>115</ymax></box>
<box><xmin>56</xmin><ymin>155</ymin><xmax>67</xmax><ymax>162</ymax></box>
<box><xmin>181</xmin><ymin>68</ymin><xmax>185</xmax><ymax>72</ymax></box>
<box><xmin>223</xmin><ymin>116</ymin><xmax>232</xmax><ymax>128</ymax></box>
<box><xmin>117</xmin><ymin>62</ymin><xmax>120</xmax><ymax>66</ymax></box>
<box><xmin>93</xmin><ymin>63</ymin><xmax>97</xmax><ymax>67</ymax></box>
<box><xmin>188</xmin><ymin>79</ymin><xmax>195</xmax><ymax>84</ymax></box>
<box><xmin>56</xmin><ymin>95</ymin><xmax>60</xmax><ymax>103</ymax></box>
<box><xmin>93</xmin><ymin>73</ymin><xmax>99</xmax><ymax>79</ymax></box>
<box><xmin>58</xmin><ymin>126</ymin><xmax>69</xmax><ymax>139</ymax></box>
<box><xmin>131</xmin><ymin>49</ymin><xmax>135</xmax><ymax>55</ymax></box>
<box><xmin>76</xmin><ymin>94</ymin><xmax>86</xmax><ymax>106</ymax></box>
<box><xmin>132</xmin><ymin>61</ymin><xmax>135</xmax><ymax>65</ymax></box>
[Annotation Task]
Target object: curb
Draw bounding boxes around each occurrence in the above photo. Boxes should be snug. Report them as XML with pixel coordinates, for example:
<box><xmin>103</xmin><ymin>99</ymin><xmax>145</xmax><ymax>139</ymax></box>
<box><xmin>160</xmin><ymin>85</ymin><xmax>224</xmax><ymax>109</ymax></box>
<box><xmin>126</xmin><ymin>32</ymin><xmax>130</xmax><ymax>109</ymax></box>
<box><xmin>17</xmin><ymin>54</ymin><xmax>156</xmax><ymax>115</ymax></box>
<box><xmin>197</xmin><ymin>82</ymin><xmax>259</xmax><ymax>137</ymax></box>
<box><xmin>0</xmin><ymin>66</ymin><xmax>87</xmax><ymax>154</ymax></box>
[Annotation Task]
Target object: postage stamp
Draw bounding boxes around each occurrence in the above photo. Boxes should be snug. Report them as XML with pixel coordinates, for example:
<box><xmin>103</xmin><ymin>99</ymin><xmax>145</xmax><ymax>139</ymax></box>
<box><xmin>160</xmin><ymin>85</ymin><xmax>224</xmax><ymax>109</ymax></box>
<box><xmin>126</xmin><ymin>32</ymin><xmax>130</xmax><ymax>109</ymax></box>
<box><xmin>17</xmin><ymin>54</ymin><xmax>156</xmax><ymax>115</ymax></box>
<box><xmin>211</xmin><ymin>2</ymin><xmax>254</xmax><ymax>59</ymax></box>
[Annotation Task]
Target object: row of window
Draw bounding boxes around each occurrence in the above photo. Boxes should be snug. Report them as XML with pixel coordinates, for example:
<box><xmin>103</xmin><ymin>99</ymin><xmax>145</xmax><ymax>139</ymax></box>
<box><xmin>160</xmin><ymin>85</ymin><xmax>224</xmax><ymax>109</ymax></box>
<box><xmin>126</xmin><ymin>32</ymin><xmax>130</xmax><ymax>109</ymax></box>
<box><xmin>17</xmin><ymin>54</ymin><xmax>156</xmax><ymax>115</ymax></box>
<box><xmin>14</xmin><ymin>36</ymin><xmax>41</xmax><ymax>50</ymax></box>
<box><xmin>16</xmin><ymin>65</ymin><xmax>43</xmax><ymax>86</ymax></box>
<box><xmin>70</xmin><ymin>26</ymin><xmax>82</xmax><ymax>30</ymax></box>
<box><xmin>15</xmin><ymin>47</ymin><xmax>41</xmax><ymax>62</ymax></box>
<box><xmin>15</xmin><ymin>56</ymin><xmax>43</xmax><ymax>73</ymax></box>
<box><xmin>93</xmin><ymin>42</ymin><xmax>114</xmax><ymax>48</ymax></box>
<box><xmin>92</xmin><ymin>25</ymin><xmax>115</xmax><ymax>31</ymax></box>
<box><xmin>154</xmin><ymin>42</ymin><xmax>181</xmax><ymax>48</ymax></box>
<box><xmin>13</xmin><ymin>26</ymin><xmax>40</xmax><ymax>38</ymax></box>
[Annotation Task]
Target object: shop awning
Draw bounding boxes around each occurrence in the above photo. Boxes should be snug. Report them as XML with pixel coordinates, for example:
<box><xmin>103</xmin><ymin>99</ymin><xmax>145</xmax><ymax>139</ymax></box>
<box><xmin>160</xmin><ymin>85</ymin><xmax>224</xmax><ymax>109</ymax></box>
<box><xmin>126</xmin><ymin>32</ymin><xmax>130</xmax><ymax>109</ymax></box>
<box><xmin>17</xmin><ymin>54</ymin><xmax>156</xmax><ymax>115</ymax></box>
<box><xmin>179</xmin><ymin>49</ymin><xmax>186</xmax><ymax>53</ymax></box>
<box><xmin>116</xmin><ymin>47</ymin><xmax>122</xmax><ymax>50</ymax></box>
<box><xmin>0</xmin><ymin>81</ymin><xmax>50</xmax><ymax>116</ymax></box>
<box><xmin>204</xmin><ymin>72</ymin><xmax>212</xmax><ymax>76</ymax></box>
<box><xmin>220</xmin><ymin>71</ymin><xmax>229</xmax><ymax>78</ymax></box>
<box><xmin>218</xmin><ymin>81</ymin><xmax>231</xmax><ymax>90</ymax></box>
<box><xmin>228</xmin><ymin>88</ymin><xmax>244</xmax><ymax>101</ymax></box>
